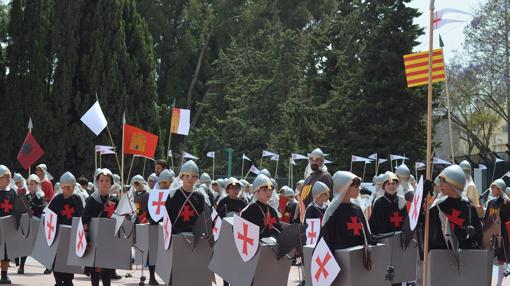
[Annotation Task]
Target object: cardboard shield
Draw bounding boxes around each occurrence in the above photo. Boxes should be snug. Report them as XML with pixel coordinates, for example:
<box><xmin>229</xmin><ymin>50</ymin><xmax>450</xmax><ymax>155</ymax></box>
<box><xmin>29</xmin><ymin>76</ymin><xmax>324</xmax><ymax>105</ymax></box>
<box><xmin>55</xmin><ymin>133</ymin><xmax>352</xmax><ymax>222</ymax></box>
<box><xmin>44</xmin><ymin>209</ymin><xmax>58</xmax><ymax>246</ymax></box>
<box><xmin>67</xmin><ymin>217</ymin><xmax>96</xmax><ymax>268</ymax></box>
<box><xmin>0</xmin><ymin>214</ymin><xmax>34</xmax><ymax>259</ymax></box>
<box><xmin>310</xmin><ymin>238</ymin><xmax>341</xmax><ymax>286</ymax></box>
<box><xmin>148</xmin><ymin>189</ymin><xmax>170</xmax><ymax>222</ymax></box>
<box><xmin>134</xmin><ymin>224</ymin><xmax>160</xmax><ymax>265</ymax></box>
<box><xmin>209</xmin><ymin>217</ymin><xmax>292</xmax><ymax>286</ymax></box>
<box><xmin>155</xmin><ymin>230</ymin><xmax>213</xmax><ymax>286</ymax></box>
<box><xmin>75</xmin><ymin>218</ymin><xmax>87</xmax><ymax>258</ymax></box>
<box><xmin>306</xmin><ymin>218</ymin><xmax>321</xmax><ymax>245</ymax></box>
<box><xmin>427</xmin><ymin>249</ymin><xmax>493</xmax><ymax>286</ymax></box>
<box><xmin>233</xmin><ymin>214</ymin><xmax>259</xmax><ymax>262</ymax></box>
<box><xmin>381</xmin><ymin>232</ymin><xmax>417</xmax><ymax>283</ymax></box>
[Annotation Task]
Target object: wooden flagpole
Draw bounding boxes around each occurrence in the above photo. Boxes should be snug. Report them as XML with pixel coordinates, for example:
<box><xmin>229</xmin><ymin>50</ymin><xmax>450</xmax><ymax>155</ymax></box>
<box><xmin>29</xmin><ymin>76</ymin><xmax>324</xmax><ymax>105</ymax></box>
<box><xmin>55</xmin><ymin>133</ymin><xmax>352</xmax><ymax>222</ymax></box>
<box><xmin>274</xmin><ymin>157</ymin><xmax>279</xmax><ymax>180</ymax></box>
<box><xmin>28</xmin><ymin>118</ymin><xmax>32</xmax><ymax>178</ymax></box>
<box><xmin>166</xmin><ymin>98</ymin><xmax>176</xmax><ymax>163</ymax></box>
<box><xmin>142</xmin><ymin>157</ymin><xmax>147</xmax><ymax>178</ymax></box>
<box><xmin>241</xmin><ymin>157</ymin><xmax>245</xmax><ymax>179</ymax></box>
<box><xmin>94</xmin><ymin>147</ymin><xmax>98</xmax><ymax>171</ymax></box>
<box><xmin>422</xmin><ymin>1</ymin><xmax>435</xmax><ymax>285</ymax></box>
<box><xmin>212</xmin><ymin>155</ymin><xmax>216</xmax><ymax>180</ymax></box>
<box><xmin>126</xmin><ymin>155</ymin><xmax>135</xmax><ymax>186</ymax></box>
<box><xmin>121</xmin><ymin>112</ymin><xmax>126</xmax><ymax>194</ymax></box>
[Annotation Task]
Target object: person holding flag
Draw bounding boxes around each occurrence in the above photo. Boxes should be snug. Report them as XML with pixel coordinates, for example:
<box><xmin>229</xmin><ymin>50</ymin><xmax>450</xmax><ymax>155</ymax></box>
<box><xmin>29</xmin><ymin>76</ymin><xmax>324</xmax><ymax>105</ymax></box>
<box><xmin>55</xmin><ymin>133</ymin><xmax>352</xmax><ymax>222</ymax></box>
<box><xmin>46</xmin><ymin>172</ymin><xmax>84</xmax><ymax>286</ymax></box>
<box><xmin>81</xmin><ymin>168</ymin><xmax>119</xmax><ymax>286</ymax></box>
<box><xmin>300</xmin><ymin>148</ymin><xmax>333</xmax><ymax>207</ymax></box>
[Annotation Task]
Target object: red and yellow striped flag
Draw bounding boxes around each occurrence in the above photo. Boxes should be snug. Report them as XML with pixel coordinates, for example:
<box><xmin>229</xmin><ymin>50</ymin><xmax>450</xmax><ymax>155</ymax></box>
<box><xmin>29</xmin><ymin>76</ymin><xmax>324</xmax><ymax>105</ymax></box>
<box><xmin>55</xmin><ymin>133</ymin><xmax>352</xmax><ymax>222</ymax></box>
<box><xmin>403</xmin><ymin>49</ymin><xmax>445</xmax><ymax>88</ymax></box>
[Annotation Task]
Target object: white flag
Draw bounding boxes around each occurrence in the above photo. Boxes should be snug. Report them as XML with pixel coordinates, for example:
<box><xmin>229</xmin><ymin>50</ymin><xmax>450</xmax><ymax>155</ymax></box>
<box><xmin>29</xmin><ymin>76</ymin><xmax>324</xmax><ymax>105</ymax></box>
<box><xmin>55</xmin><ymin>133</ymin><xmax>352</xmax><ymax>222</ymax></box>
<box><xmin>368</xmin><ymin>153</ymin><xmax>378</xmax><ymax>160</ymax></box>
<box><xmin>432</xmin><ymin>157</ymin><xmax>452</xmax><ymax>165</ymax></box>
<box><xmin>95</xmin><ymin>145</ymin><xmax>114</xmax><ymax>153</ymax></box>
<box><xmin>270</xmin><ymin>154</ymin><xmax>279</xmax><ymax>161</ymax></box>
<box><xmin>496</xmin><ymin>158</ymin><xmax>504</xmax><ymax>163</ymax></box>
<box><xmin>324</xmin><ymin>159</ymin><xmax>332</xmax><ymax>165</ymax></box>
<box><xmin>351</xmin><ymin>155</ymin><xmax>371</xmax><ymax>163</ymax></box>
<box><xmin>249</xmin><ymin>165</ymin><xmax>260</xmax><ymax>175</ymax></box>
<box><xmin>242</xmin><ymin>154</ymin><xmax>251</xmax><ymax>161</ymax></box>
<box><xmin>501</xmin><ymin>171</ymin><xmax>510</xmax><ymax>179</ymax></box>
<box><xmin>101</xmin><ymin>149</ymin><xmax>117</xmax><ymax>155</ymax></box>
<box><xmin>183</xmin><ymin>151</ymin><xmax>199</xmax><ymax>160</ymax></box>
<box><xmin>80</xmin><ymin>101</ymin><xmax>108</xmax><ymax>136</ymax></box>
<box><xmin>290</xmin><ymin>158</ymin><xmax>296</xmax><ymax>165</ymax></box>
<box><xmin>479</xmin><ymin>164</ymin><xmax>487</xmax><ymax>170</ymax></box>
<box><xmin>378</xmin><ymin>159</ymin><xmax>388</xmax><ymax>164</ymax></box>
<box><xmin>415</xmin><ymin>162</ymin><xmax>426</xmax><ymax>169</ymax></box>
<box><xmin>168</xmin><ymin>150</ymin><xmax>173</xmax><ymax>157</ymax></box>
<box><xmin>291</xmin><ymin>153</ymin><xmax>308</xmax><ymax>160</ymax></box>
<box><xmin>262</xmin><ymin>150</ymin><xmax>277</xmax><ymax>157</ymax></box>
<box><xmin>207</xmin><ymin>151</ymin><xmax>215</xmax><ymax>158</ymax></box>
<box><xmin>390</xmin><ymin>154</ymin><xmax>408</xmax><ymax>161</ymax></box>
<box><xmin>433</xmin><ymin>8</ymin><xmax>472</xmax><ymax>30</ymax></box>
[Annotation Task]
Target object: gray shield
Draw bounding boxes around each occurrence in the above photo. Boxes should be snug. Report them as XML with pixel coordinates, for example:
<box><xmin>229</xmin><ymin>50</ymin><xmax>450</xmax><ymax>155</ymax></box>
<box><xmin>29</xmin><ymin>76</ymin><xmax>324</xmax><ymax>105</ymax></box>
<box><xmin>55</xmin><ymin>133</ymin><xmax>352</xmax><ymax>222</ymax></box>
<box><xmin>381</xmin><ymin>233</ymin><xmax>417</xmax><ymax>283</ymax></box>
<box><xmin>134</xmin><ymin>224</ymin><xmax>159</xmax><ymax>265</ymax></box>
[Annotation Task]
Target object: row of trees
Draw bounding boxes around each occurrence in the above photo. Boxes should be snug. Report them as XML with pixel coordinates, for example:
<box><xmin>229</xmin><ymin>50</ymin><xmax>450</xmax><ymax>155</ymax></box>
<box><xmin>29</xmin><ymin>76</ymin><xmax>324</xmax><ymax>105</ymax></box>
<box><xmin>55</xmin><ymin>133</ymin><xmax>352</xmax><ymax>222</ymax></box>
<box><xmin>0</xmin><ymin>0</ymin><xmax>426</xmax><ymax>179</ymax></box>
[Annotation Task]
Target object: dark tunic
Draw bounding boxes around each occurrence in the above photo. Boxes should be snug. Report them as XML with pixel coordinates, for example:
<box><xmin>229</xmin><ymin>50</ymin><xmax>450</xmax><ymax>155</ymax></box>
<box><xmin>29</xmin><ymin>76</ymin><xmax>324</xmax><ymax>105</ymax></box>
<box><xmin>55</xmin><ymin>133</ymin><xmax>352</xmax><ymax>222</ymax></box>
<box><xmin>25</xmin><ymin>192</ymin><xmax>46</xmax><ymax>218</ymax></box>
<box><xmin>301</xmin><ymin>171</ymin><xmax>333</xmax><ymax>207</ymax></box>
<box><xmin>134</xmin><ymin>190</ymin><xmax>149</xmax><ymax>224</ymax></box>
<box><xmin>0</xmin><ymin>188</ymin><xmax>16</xmax><ymax>217</ymax></box>
<box><xmin>428</xmin><ymin>196</ymin><xmax>483</xmax><ymax>250</ymax></box>
<box><xmin>81</xmin><ymin>195</ymin><xmax>119</xmax><ymax>226</ymax></box>
<box><xmin>47</xmin><ymin>193</ymin><xmax>84</xmax><ymax>225</ymax></box>
<box><xmin>216</xmin><ymin>196</ymin><xmax>247</xmax><ymax>218</ymax></box>
<box><xmin>165</xmin><ymin>188</ymin><xmax>205</xmax><ymax>234</ymax></box>
<box><xmin>484</xmin><ymin>196</ymin><xmax>509</xmax><ymax>261</ymax></box>
<box><xmin>282</xmin><ymin>200</ymin><xmax>298</xmax><ymax>223</ymax></box>
<box><xmin>321</xmin><ymin>203</ymin><xmax>370</xmax><ymax>250</ymax></box>
<box><xmin>241</xmin><ymin>201</ymin><xmax>282</xmax><ymax>238</ymax></box>
<box><xmin>304</xmin><ymin>203</ymin><xmax>327</xmax><ymax>221</ymax></box>
<box><xmin>369</xmin><ymin>193</ymin><xmax>408</xmax><ymax>235</ymax></box>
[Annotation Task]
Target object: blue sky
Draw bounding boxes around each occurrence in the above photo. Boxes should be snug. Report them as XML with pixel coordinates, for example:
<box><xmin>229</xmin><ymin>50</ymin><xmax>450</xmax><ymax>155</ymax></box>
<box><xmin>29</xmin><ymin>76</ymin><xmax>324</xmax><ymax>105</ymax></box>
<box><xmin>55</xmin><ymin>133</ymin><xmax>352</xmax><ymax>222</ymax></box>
<box><xmin>408</xmin><ymin>0</ymin><xmax>485</xmax><ymax>62</ymax></box>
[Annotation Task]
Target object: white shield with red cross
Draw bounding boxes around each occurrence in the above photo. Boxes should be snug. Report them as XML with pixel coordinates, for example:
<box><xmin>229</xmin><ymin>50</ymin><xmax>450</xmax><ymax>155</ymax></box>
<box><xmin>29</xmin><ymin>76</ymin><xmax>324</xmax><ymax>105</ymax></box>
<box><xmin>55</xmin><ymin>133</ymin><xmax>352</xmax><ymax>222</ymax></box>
<box><xmin>311</xmin><ymin>238</ymin><xmax>341</xmax><ymax>286</ymax></box>
<box><xmin>233</xmin><ymin>214</ymin><xmax>259</xmax><ymax>262</ymax></box>
<box><xmin>306</xmin><ymin>218</ymin><xmax>321</xmax><ymax>245</ymax></box>
<box><xmin>75</xmin><ymin>217</ymin><xmax>87</xmax><ymax>257</ymax></box>
<box><xmin>44</xmin><ymin>208</ymin><xmax>58</xmax><ymax>247</ymax></box>
<box><xmin>409</xmin><ymin>175</ymin><xmax>423</xmax><ymax>231</ymax></box>
<box><xmin>148</xmin><ymin>189</ymin><xmax>170</xmax><ymax>222</ymax></box>
<box><xmin>162</xmin><ymin>209</ymin><xmax>172</xmax><ymax>250</ymax></box>
<box><xmin>211</xmin><ymin>208</ymin><xmax>222</xmax><ymax>242</ymax></box>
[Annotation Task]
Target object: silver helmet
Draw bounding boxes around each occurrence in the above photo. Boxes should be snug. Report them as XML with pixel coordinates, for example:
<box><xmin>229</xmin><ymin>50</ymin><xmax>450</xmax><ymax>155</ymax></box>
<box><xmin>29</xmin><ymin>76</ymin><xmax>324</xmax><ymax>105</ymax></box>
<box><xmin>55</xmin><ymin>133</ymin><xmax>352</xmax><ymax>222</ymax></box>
<box><xmin>309</xmin><ymin>148</ymin><xmax>325</xmax><ymax>160</ymax></box>
<box><xmin>395</xmin><ymin>164</ymin><xmax>411</xmax><ymax>178</ymax></box>
<box><xmin>251</xmin><ymin>174</ymin><xmax>273</xmax><ymax>193</ymax></box>
<box><xmin>200</xmin><ymin>173</ymin><xmax>212</xmax><ymax>185</ymax></box>
<box><xmin>491</xmin><ymin>179</ymin><xmax>507</xmax><ymax>194</ymax></box>
<box><xmin>438</xmin><ymin>165</ymin><xmax>466</xmax><ymax>191</ymax></box>
<box><xmin>130</xmin><ymin>174</ymin><xmax>146</xmax><ymax>185</ymax></box>
<box><xmin>0</xmin><ymin>165</ymin><xmax>12</xmax><ymax>178</ymax></box>
<box><xmin>332</xmin><ymin>171</ymin><xmax>360</xmax><ymax>202</ymax></box>
<box><xmin>95</xmin><ymin>168</ymin><xmax>114</xmax><ymax>182</ymax></box>
<box><xmin>226</xmin><ymin>177</ymin><xmax>241</xmax><ymax>189</ymax></box>
<box><xmin>382</xmin><ymin>171</ymin><xmax>399</xmax><ymax>186</ymax></box>
<box><xmin>180</xmin><ymin>160</ymin><xmax>199</xmax><ymax>177</ymax></box>
<box><xmin>28</xmin><ymin>174</ymin><xmax>40</xmax><ymax>184</ymax></box>
<box><xmin>113</xmin><ymin>174</ymin><xmax>121</xmax><ymax>184</ymax></box>
<box><xmin>280</xmin><ymin>186</ymin><xmax>295</xmax><ymax>197</ymax></box>
<box><xmin>311</xmin><ymin>181</ymin><xmax>330</xmax><ymax>199</ymax></box>
<box><xmin>60</xmin><ymin>172</ymin><xmax>76</xmax><ymax>187</ymax></box>
<box><xmin>13</xmin><ymin>173</ymin><xmax>24</xmax><ymax>183</ymax></box>
<box><xmin>260</xmin><ymin>169</ymin><xmax>272</xmax><ymax>179</ymax></box>
<box><xmin>159</xmin><ymin>169</ymin><xmax>174</xmax><ymax>183</ymax></box>
<box><xmin>459</xmin><ymin>160</ymin><xmax>471</xmax><ymax>171</ymax></box>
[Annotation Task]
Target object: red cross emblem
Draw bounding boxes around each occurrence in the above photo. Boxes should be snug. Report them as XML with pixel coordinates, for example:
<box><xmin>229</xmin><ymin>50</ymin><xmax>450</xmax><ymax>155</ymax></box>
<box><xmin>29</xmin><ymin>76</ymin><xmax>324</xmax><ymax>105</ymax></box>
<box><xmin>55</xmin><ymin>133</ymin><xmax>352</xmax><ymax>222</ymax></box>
<box><xmin>308</xmin><ymin>220</ymin><xmax>317</xmax><ymax>244</ymax></box>
<box><xmin>76</xmin><ymin>229</ymin><xmax>85</xmax><ymax>252</ymax></box>
<box><xmin>412</xmin><ymin>192</ymin><xmax>420</xmax><ymax>220</ymax></box>
<box><xmin>390</xmin><ymin>211</ymin><xmax>403</xmax><ymax>228</ymax></box>
<box><xmin>152</xmin><ymin>191</ymin><xmax>165</xmax><ymax>215</ymax></box>
<box><xmin>61</xmin><ymin>204</ymin><xmax>75</xmax><ymax>220</ymax></box>
<box><xmin>180</xmin><ymin>204</ymin><xmax>195</xmax><ymax>222</ymax></box>
<box><xmin>46</xmin><ymin>213</ymin><xmax>55</xmax><ymax>240</ymax></box>
<box><xmin>0</xmin><ymin>199</ymin><xmax>13</xmax><ymax>214</ymax></box>
<box><xmin>103</xmin><ymin>201</ymin><xmax>116</xmax><ymax>218</ymax></box>
<box><xmin>314</xmin><ymin>252</ymin><xmax>332</xmax><ymax>281</ymax></box>
<box><xmin>346</xmin><ymin>216</ymin><xmax>363</xmax><ymax>236</ymax></box>
<box><xmin>237</xmin><ymin>223</ymin><xmax>254</xmax><ymax>255</ymax></box>
<box><xmin>263</xmin><ymin>208</ymin><xmax>276</xmax><ymax>230</ymax></box>
<box><xmin>446</xmin><ymin>208</ymin><xmax>464</xmax><ymax>230</ymax></box>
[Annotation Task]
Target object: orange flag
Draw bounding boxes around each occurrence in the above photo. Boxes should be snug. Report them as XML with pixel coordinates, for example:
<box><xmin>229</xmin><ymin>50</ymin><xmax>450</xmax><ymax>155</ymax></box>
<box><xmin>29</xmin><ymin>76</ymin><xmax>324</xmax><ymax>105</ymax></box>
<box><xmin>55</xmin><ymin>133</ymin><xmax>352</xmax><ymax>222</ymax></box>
<box><xmin>123</xmin><ymin>124</ymin><xmax>158</xmax><ymax>159</ymax></box>
<box><xmin>403</xmin><ymin>49</ymin><xmax>445</xmax><ymax>88</ymax></box>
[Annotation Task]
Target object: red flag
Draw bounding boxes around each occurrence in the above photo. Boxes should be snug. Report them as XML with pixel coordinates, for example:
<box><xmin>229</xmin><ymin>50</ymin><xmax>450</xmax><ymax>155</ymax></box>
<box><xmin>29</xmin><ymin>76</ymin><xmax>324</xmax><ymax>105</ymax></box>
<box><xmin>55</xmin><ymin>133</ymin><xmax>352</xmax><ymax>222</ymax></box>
<box><xmin>123</xmin><ymin>124</ymin><xmax>158</xmax><ymax>159</ymax></box>
<box><xmin>17</xmin><ymin>132</ymin><xmax>44</xmax><ymax>169</ymax></box>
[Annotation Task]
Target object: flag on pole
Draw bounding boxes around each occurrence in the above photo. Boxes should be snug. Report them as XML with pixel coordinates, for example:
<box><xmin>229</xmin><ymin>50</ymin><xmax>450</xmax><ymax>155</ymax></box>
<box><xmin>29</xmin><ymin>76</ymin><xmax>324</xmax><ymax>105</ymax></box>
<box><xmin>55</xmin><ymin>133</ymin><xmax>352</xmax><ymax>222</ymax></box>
<box><xmin>496</xmin><ymin>158</ymin><xmax>504</xmax><ymax>163</ymax></box>
<box><xmin>479</xmin><ymin>164</ymin><xmax>487</xmax><ymax>170</ymax></box>
<box><xmin>432</xmin><ymin>157</ymin><xmax>452</xmax><ymax>165</ymax></box>
<box><xmin>183</xmin><ymin>151</ymin><xmax>199</xmax><ymax>160</ymax></box>
<box><xmin>242</xmin><ymin>154</ymin><xmax>251</xmax><ymax>161</ymax></box>
<box><xmin>207</xmin><ymin>151</ymin><xmax>215</xmax><ymax>158</ymax></box>
<box><xmin>170</xmin><ymin>108</ymin><xmax>191</xmax><ymax>135</ymax></box>
<box><xmin>403</xmin><ymin>49</ymin><xmax>445</xmax><ymax>88</ymax></box>
<box><xmin>262</xmin><ymin>150</ymin><xmax>277</xmax><ymax>157</ymax></box>
<box><xmin>123</xmin><ymin>124</ymin><xmax>158</xmax><ymax>159</ymax></box>
<box><xmin>80</xmin><ymin>101</ymin><xmax>108</xmax><ymax>135</ymax></box>
<box><xmin>415</xmin><ymin>162</ymin><xmax>426</xmax><ymax>170</ymax></box>
<box><xmin>378</xmin><ymin>159</ymin><xmax>388</xmax><ymax>164</ymax></box>
<box><xmin>168</xmin><ymin>150</ymin><xmax>173</xmax><ymax>157</ymax></box>
<box><xmin>368</xmin><ymin>153</ymin><xmax>378</xmax><ymax>160</ymax></box>
<box><xmin>290</xmin><ymin>158</ymin><xmax>296</xmax><ymax>165</ymax></box>
<box><xmin>351</xmin><ymin>155</ymin><xmax>371</xmax><ymax>163</ymax></box>
<box><xmin>95</xmin><ymin>145</ymin><xmax>115</xmax><ymax>153</ymax></box>
<box><xmin>17</xmin><ymin>132</ymin><xmax>44</xmax><ymax>169</ymax></box>
<box><xmin>249</xmin><ymin>165</ymin><xmax>260</xmax><ymax>175</ymax></box>
<box><xmin>390</xmin><ymin>154</ymin><xmax>409</xmax><ymax>161</ymax></box>
<box><xmin>324</xmin><ymin>159</ymin><xmax>333</xmax><ymax>165</ymax></box>
<box><xmin>100</xmin><ymin>149</ymin><xmax>117</xmax><ymax>155</ymax></box>
<box><xmin>291</xmin><ymin>153</ymin><xmax>308</xmax><ymax>160</ymax></box>
<box><xmin>433</xmin><ymin>8</ymin><xmax>472</xmax><ymax>30</ymax></box>
<box><xmin>270</xmin><ymin>155</ymin><xmax>279</xmax><ymax>161</ymax></box>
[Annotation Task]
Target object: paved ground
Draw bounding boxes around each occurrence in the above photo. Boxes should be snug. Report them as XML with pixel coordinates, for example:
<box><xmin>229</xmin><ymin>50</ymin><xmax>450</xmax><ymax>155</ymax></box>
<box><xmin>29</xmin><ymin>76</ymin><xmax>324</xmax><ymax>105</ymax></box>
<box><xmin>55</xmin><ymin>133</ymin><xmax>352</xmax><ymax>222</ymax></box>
<box><xmin>2</xmin><ymin>258</ymin><xmax>508</xmax><ymax>285</ymax></box>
